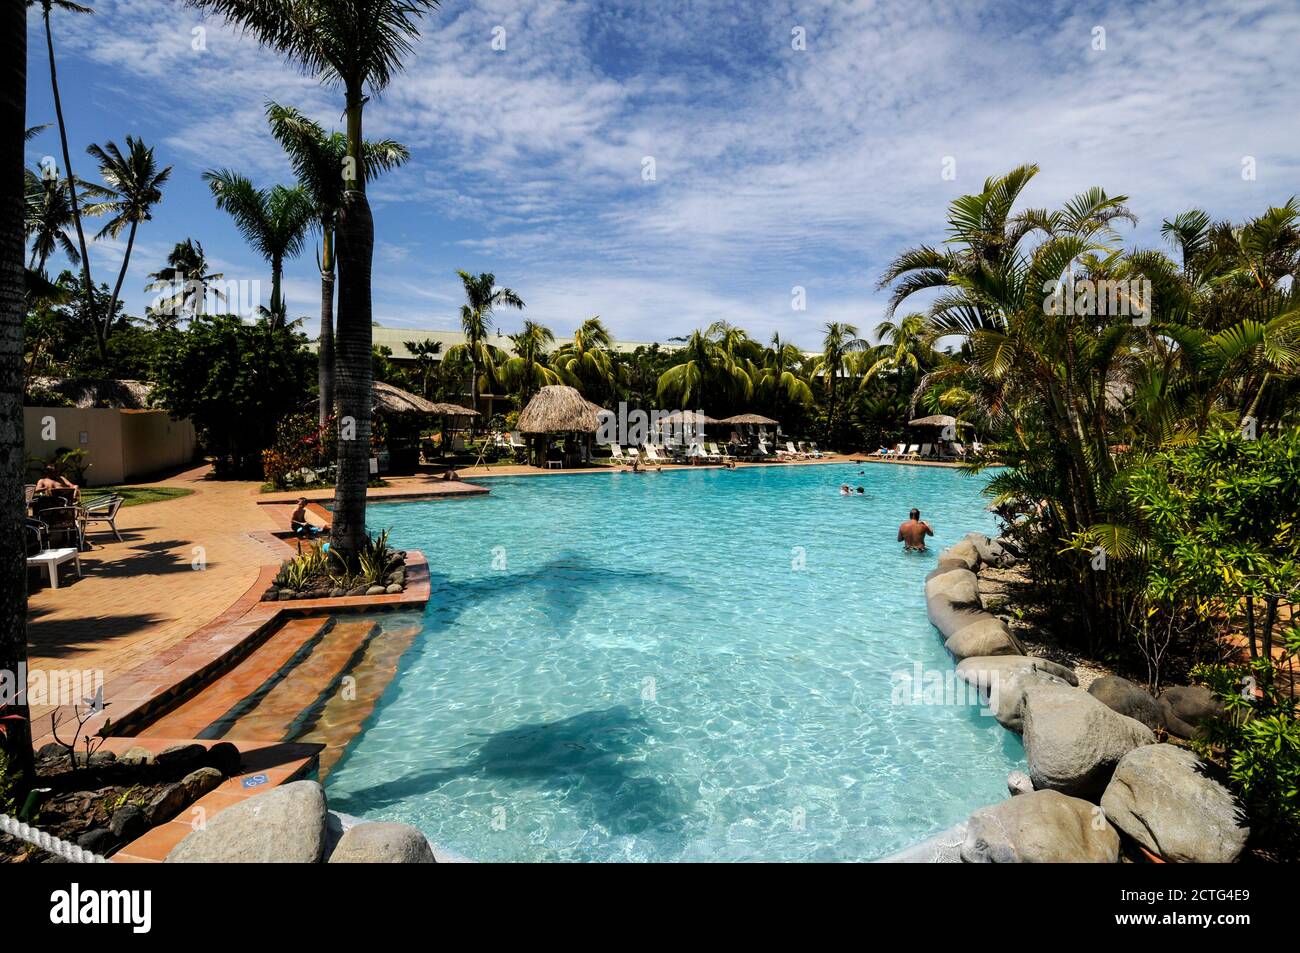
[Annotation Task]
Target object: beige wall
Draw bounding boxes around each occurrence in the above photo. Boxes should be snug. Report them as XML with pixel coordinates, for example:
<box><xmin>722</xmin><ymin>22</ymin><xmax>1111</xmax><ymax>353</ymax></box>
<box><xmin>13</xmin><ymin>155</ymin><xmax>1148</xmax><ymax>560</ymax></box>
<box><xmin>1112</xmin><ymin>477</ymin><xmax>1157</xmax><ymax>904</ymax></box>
<box><xmin>25</xmin><ymin>407</ymin><xmax>196</xmax><ymax>487</ymax></box>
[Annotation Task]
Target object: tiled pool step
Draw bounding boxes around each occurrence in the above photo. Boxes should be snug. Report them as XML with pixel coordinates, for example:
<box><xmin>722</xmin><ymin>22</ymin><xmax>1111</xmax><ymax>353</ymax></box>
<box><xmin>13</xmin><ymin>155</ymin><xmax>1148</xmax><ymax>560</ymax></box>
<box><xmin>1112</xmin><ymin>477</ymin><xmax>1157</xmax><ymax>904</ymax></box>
<box><xmin>294</xmin><ymin>620</ymin><xmax>422</xmax><ymax>778</ymax></box>
<box><xmin>209</xmin><ymin>618</ymin><xmax>379</xmax><ymax>741</ymax></box>
<box><xmin>137</xmin><ymin>616</ymin><xmax>334</xmax><ymax>740</ymax></box>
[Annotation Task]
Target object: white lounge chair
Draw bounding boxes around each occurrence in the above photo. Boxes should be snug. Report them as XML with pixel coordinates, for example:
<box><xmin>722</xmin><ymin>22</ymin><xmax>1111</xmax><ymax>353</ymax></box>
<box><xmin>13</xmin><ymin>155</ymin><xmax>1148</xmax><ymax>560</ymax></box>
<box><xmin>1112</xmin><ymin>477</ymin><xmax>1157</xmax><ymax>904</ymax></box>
<box><xmin>902</xmin><ymin>444</ymin><xmax>920</xmax><ymax>460</ymax></box>
<box><xmin>783</xmin><ymin>441</ymin><xmax>805</xmax><ymax>459</ymax></box>
<box><xmin>642</xmin><ymin>444</ymin><xmax>666</xmax><ymax>464</ymax></box>
<box><xmin>708</xmin><ymin>442</ymin><xmax>729</xmax><ymax>463</ymax></box>
<box><xmin>918</xmin><ymin>443</ymin><xmax>933</xmax><ymax>459</ymax></box>
<box><xmin>609</xmin><ymin>444</ymin><xmax>626</xmax><ymax>463</ymax></box>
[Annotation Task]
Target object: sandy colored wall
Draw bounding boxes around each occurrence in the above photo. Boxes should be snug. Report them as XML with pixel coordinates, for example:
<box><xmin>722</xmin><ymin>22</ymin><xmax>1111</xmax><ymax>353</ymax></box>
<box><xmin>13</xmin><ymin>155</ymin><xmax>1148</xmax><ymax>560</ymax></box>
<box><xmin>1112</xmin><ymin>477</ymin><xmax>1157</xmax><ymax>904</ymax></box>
<box><xmin>25</xmin><ymin>407</ymin><xmax>196</xmax><ymax>487</ymax></box>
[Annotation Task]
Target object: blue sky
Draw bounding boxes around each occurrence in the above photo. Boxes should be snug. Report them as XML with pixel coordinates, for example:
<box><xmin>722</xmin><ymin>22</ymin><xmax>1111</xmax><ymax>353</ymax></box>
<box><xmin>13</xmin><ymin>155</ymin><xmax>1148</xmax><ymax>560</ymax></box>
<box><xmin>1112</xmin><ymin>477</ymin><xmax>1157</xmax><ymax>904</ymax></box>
<box><xmin>24</xmin><ymin>0</ymin><xmax>1300</xmax><ymax>349</ymax></box>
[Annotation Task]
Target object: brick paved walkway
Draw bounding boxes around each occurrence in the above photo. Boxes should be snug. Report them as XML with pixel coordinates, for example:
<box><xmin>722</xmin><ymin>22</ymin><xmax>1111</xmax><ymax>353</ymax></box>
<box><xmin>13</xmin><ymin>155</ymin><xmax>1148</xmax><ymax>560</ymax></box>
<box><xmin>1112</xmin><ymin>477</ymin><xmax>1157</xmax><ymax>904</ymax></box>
<box><xmin>25</xmin><ymin>465</ymin><xmax>280</xmax><ymax>725</ymax></box>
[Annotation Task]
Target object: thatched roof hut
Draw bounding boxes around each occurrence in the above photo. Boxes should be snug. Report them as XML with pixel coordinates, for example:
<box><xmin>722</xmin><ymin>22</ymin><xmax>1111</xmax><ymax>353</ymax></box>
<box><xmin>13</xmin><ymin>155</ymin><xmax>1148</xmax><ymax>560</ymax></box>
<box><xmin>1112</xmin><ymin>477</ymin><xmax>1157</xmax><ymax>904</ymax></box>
<box><xmin>659</xmin><ymin>409</ymin><xmax>717</xmax><ymax>425</ymax></box>
<box><xmin>517</xmin><ymin>385</ymin><xmax>606</xmax><ymax>434</ymax></box>
<box><xmin>426</xmin><ymin>401</ymin><xmax>478</xmax><ymax>417</ymax></box>
<box><xmin>907</xmin><ymin>414</ymin><xmax>964</xmax><ymax>428</ymax></box>
<box><xmin>719</xmin><ymin>413</ymin><xmax>777</xmax><ymax>425</ymax></box>
<box><xmin>372</xmin><ymin>381</ymin><xmax>439</xmax><ymax>414</ymax></box>
<box><xmin>27</xmin><ymin>377</ymin><xmax>152</xmax><ymax>409</ymax></box>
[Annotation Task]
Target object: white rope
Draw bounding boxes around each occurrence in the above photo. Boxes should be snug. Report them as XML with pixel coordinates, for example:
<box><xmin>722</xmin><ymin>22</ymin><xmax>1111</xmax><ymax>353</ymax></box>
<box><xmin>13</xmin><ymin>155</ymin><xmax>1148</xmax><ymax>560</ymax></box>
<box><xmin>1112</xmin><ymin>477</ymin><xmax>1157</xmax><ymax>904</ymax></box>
<box><xmin>0</xmin><ymin>811</ymin><xmax>109</xmax><ymax>863</ymax></box>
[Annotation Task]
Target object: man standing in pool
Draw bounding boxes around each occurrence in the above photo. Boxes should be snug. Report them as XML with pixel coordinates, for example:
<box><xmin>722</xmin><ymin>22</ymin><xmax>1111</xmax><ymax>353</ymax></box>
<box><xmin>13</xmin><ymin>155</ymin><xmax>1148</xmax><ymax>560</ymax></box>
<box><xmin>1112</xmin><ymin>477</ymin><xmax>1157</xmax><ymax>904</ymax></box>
<box><xmin>898</xmin><ymin>508</ymin><xmax>934</xmax><ymax>551</ymax></box>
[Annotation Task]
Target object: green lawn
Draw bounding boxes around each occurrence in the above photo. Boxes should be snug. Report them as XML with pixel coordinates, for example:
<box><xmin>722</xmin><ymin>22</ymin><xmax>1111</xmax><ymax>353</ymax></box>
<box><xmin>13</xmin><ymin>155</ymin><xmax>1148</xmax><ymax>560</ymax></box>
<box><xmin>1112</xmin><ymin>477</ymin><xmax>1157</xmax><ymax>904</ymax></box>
<box><xmin>94</xmin><ymin>485</ymin><xmax>195</xmax><ymax>507</ymax></box>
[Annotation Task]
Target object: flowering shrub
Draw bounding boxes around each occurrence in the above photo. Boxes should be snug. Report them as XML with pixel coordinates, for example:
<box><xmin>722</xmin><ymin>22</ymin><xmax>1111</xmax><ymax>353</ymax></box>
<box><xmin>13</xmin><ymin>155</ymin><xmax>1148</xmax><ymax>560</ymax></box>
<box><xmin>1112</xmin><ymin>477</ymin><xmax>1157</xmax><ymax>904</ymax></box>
<box><xmin>262</xmin><ymin>412</ymin><xmax>338</xmax><ymax>489</ymax></box>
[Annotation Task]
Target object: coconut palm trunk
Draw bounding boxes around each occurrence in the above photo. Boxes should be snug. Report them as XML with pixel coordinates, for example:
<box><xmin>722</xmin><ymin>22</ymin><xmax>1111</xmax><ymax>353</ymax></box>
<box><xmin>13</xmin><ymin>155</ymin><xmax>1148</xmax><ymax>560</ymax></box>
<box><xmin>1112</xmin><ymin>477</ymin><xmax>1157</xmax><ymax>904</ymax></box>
<box><xmin>2</xmin><ymin>0</ymin><xmax>33</xmax><ymax>779</ymax></box>
<box><xmin>330</xmin><ymin>86</ymin><xmax>374</xmax><ymax>557</ymax></box>
<box><xmin>39</xmin><ymin>1</ymin><xmax>96</xmax><ymax>354</ymax></box>
<box><xmin>318</xmin><ymin>227</ymin><xmax>335</xmax><ymax>426</ymax></box>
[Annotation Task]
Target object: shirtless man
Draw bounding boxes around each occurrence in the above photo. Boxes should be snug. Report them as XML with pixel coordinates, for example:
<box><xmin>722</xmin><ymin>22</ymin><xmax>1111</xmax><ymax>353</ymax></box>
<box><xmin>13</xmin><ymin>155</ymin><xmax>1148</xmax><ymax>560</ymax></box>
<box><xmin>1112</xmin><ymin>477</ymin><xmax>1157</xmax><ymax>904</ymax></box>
<box><xmin>290</xmin><ymin>498</ymin><xmax>320</xmax><ymax>539</ymax></box>
<box><xmin>897</xmin><ymin>508</ymin><xmax>934</xmax><ymax>551</ymax></box>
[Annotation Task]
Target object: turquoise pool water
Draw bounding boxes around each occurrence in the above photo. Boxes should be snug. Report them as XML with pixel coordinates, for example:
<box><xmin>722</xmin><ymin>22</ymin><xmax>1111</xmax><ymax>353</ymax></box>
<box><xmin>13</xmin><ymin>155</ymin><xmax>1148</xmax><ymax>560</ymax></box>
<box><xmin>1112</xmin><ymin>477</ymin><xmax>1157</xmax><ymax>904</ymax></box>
<box><xmin>324</xmin><ymin>462</ymin><xmax>1024</xmax><ymax>861</ymax></box>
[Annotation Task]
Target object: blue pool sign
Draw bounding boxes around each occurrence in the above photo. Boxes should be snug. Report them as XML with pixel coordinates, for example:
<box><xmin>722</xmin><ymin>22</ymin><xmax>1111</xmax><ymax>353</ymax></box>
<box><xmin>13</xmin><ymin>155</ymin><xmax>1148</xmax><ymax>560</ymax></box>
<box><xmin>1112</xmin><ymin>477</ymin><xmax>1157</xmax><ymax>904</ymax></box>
<box><xmin>241</xmin><ymin>773</ymin><xmax>269</xmax><ymax>789</ymax></box>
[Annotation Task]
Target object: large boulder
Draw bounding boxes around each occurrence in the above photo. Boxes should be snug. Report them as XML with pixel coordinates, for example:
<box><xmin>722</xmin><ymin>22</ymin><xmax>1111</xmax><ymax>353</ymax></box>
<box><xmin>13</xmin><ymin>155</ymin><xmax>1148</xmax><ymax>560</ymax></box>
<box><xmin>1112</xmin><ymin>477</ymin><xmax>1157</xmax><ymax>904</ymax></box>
<box><xmin>944</xmin><ymin>616</ymin><xmax>1024</xmax><ymax>660</ymax></box>
<box><xmin>1159</xmin><ymin>685</ymin><xmax>1224</xmax><ymax>739</ymax></box>
<box><xmin>961</xmin><ymin>790</ymin><xmax>1119</xmax><ymax>863</ymax></box>
<box><xmin>327</xmin><ymin>822</ymin><xmax>437</xmax><ymax>863</ymax></box>
<box><xmin>1100</xmin><ymin>744</ymin><xmax>1249</xmax><ymax>863</ymax></box>
<box><xmin>1088</xmin><ymin>676</ymin><xmax>1165</xmax><ymax>732</ymax></box>
<box><xmin>987</xmin><ymin>668</ymin><xmax>1073</xmax><ymax>733</ymax></box>
<box><xmin>1022</xmin><ymin>682</ymin><xmax>1155</xmax><ymax>799</ymax></box>
<box><xmin>925</xmin><ymin>569</ymin><xmax>983</xmax><ymax>637</ymax></box>
<box><xmin>955</xmin><ymin>655</ymin><xmax>1079</xmax><ymax>690</ymax></box>
<box><xmin>964</xmin><ymin>532</ymin><xmax>1008</xmax><ymax>567</ymax></box>
<box><xmin>166</xmin><ymin>780</ymin><xmax>328</xmax><ymax>863</ymax></box>
<box><xmin>939</xmin><ymin>539</ymin><xmax>980</xmax><ymax>572</ymax></box>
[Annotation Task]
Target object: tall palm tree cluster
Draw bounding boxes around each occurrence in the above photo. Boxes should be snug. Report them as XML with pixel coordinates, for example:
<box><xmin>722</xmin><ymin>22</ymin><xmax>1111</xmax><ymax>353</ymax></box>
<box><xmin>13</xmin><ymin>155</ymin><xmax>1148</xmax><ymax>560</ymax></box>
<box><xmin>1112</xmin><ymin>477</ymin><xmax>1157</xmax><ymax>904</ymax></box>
<box><xmin>880</xmin><ymin>164</ymin><xmax>1300</xmax><ymax>654</ymax></box>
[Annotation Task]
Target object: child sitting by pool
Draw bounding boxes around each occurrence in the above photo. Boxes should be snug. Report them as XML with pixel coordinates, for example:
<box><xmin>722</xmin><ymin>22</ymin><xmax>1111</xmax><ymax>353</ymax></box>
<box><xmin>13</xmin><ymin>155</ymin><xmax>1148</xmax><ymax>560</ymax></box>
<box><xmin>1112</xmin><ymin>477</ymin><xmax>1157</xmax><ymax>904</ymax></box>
<box><xmin>290</xmin><ymin>497</ymin><xmax>322</xmax><ymax>538</ymax></box>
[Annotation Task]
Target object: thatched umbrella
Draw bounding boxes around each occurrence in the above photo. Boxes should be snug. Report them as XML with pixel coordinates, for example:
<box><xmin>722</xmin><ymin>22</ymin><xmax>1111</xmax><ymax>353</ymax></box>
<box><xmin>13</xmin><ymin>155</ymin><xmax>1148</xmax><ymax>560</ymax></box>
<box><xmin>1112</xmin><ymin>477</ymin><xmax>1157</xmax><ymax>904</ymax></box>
<box><xmin>517</xmin><ymin>385</ymin><xmax>608</xmax><ymax>466</ymax></box>
<box><xmin>907</xmin><ymin>413</ymin><xmax>964</xmax><ymax>428</ymax></box>
<box><xmin>719</xmin><ymin>413</ymin><xmax>777</xmax><ymax>425</ymax></box>
<box><xmin>657</xmin><ymin>409</ymin><xmax>717</xmax><ymax>448</ymax></box>
<box><xmin>427</xmin><ymin>401</ymin><xmax>479</xmax><ymax>418</ymax></box>
<box><xmin>372</xmin><ymin>380</ymin><xmax>439</xmax><ymax>414</ymax></box>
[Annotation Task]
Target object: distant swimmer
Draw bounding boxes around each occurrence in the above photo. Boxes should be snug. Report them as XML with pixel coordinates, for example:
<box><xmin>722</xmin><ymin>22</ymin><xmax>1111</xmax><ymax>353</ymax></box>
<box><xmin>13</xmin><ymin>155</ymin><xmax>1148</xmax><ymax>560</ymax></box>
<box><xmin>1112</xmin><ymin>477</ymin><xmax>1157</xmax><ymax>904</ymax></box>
<box><xmin>897</xmin><ymin>508</ymin><xmax>934</xmax><ymax>551</ymax></box>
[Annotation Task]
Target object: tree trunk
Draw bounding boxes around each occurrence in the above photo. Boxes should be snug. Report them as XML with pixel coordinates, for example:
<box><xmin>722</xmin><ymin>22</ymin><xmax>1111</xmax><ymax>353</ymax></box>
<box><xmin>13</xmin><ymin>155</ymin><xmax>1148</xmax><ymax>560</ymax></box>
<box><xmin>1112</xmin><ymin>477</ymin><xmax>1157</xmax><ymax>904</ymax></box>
<box><xmin>1</xmin><ymin>0</ymin><xmax>33</xmax><ymax>780</ymax></box>
<box><xmin>44</xmin><ymin>8</ymin><xmax>95</xmax><ymax>356</ymax></box>
<box><xmin>103</xmin><ymin>218</ymin><xmax>138</xmax><ymax>342</ymax></box>
<box><xmin>270</xmin><ymin>253</ymin><xmax>283</xmax><ymax>328</ymax></box>
<box><xmin>318</xmin><ymin>225</ymin><xmax>335</xmax><ymax>427</ymax></box>
<box><xmin>329</xmin><ymin>86</ymin><xmax>373</xmax><ymax>559</ymax></box>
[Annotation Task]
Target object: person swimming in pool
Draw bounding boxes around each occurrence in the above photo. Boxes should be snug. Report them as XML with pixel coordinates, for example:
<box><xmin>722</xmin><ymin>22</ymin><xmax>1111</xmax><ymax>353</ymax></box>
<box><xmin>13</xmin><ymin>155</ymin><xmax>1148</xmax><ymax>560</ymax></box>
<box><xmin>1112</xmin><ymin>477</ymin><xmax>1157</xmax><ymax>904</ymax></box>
<box><xmin>898</xmin><ymin>508</ymin><xmax>934</xmax><ymax>551</ymax></box>
<box><xmin>840</xmin><ymin>484</ymin><xmax>851</xmax><ymax>495</ymax></box>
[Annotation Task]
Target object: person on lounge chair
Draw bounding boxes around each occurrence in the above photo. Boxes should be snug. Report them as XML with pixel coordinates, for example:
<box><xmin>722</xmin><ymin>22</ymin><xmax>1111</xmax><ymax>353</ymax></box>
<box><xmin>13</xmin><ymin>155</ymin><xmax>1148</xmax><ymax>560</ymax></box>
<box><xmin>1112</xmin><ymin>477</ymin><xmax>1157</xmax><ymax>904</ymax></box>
<box><xmin>897</xmin><ymin>508</ymin><xmax>934</xmax><ymax>551</ymax></box>
<box><xmin>35</xmin><ymin>465</ymin><xmax>79</xmax><ymax>502</ymax></box>
<box><xmin>290</xmin><ymin>498</ymin><xmax>321</xmax><ymax>538</ymax></box>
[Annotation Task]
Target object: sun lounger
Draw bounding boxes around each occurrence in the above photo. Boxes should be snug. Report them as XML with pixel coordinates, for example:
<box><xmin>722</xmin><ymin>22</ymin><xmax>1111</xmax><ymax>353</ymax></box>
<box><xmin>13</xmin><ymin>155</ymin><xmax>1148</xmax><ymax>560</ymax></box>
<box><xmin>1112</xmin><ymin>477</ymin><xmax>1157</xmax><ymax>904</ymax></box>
<box><xmin>901</xmin><ymin>444</ymin><xmax>920</xmax><ymax>460</ymax></box>
<box><xmin>609</xmin><ymin>444</ymin><xmax>626</xmax><ymax>463</ymax></box>
<box><xmin>642</xmin><ymin>445</ymin><xmax>666</xmax><ymax>464</ymax></box>
<box><xmin>918</xmin><ymin>443</ymin><xmax>933</xmax><ymax>459</ymax></box>
<box><xmin>782</xmin><ymin>441</ymin><xmax>806</xmax><ymax>459</ymax></box>
<box><xmin>708</xmin><ymin>442</ymin><xmax>730</xmax><ymax>463</ymax></box>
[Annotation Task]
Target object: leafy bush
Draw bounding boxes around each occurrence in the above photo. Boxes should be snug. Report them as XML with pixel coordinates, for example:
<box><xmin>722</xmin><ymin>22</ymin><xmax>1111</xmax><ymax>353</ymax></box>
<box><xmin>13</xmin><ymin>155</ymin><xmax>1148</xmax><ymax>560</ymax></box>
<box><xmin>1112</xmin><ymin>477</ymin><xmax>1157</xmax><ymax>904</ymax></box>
<box><xmin>262</xmin><ymin>412</ymin><xmax>337</xmax><ymax>489</ymax></box>
<box><xmin>1192</xmin><ymin>626</ymin><xmax>1300</xmax><ymax>857</ymax></box>
<box><xmin>273</xmin><ymin>530</ymin><xmax>404</xmax><ymax>593</ymax></box>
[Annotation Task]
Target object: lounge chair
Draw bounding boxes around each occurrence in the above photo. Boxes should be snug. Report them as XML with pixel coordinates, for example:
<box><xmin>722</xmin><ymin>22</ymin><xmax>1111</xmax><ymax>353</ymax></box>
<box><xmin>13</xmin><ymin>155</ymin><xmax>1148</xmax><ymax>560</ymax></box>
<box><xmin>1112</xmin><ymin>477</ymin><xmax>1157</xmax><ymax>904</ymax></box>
<box><xmin>901</xmin><ymin>444</ymin><xmax>920</xmax><ymax>460</ymax></box>
<box><xmin>947</xmin><ymin>442</ymin><xmax>967</xmax><ymax>461</ymax></box>
<box><xmin>642</xmin><ymin>444</ymin><xmax>666</xmax><ymax>465</ymax></box>
<box><xmin>918</xmin><ymin>443</ymin><xmax>933</xmax><ymax>459</ymax></box>
<box><xmin>609</xmin><ymin>444</ymin><xmax>626</xmax><ymax>463</ymax></box>
<box><xmin>755</xmin><ymin>440</ymin><xmax>775</xmax><ymax>460</ymax></box>
<box><xmin>708</xmin><ymin>442</ymin><xmax>730</xmax><ymax>463</ymax></box>
<box><xmin>81</xmin><ymin>495</ymin><xmax>124</xmax><ymax>542</ymax></box>
<box><xmin>799</xmin><ymin>441</ymin><xmax>823</xmax><ymax>458</ymax></box>
<box><xmin>782</xmin><ymin>441</ymin><xmax>806</xmax><ymax>459</ymax></box>
<box><xmin>692</xmin><ymin>442</ymin><xmax>720</xmax><ymax>463</ymax></box>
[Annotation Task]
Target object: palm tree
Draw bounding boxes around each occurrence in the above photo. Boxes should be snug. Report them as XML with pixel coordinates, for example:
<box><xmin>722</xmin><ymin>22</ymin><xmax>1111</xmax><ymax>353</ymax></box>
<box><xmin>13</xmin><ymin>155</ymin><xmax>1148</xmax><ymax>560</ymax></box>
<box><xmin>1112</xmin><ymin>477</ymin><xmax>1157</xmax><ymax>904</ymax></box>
<box><xmin>23</xmin><ymin>166</ymin><xmax>94</xmax><ymax>274</ymax></box>
<box><xmin>810</xmin><ymin>322</ymin><xmax>866</xmax><ymax>445</ymax></box>
<box><xmin>500</xmin><ymin>320</ymin><xmax>559</xmax><ymax>404</ymax></box>
<box><xmin>859</xmin><ymin>313</ymin><xmax>934</xmax><ymax>384</ymax></box>
<box><xmin>202</xmin><ymin>170</ymin><xmax>313</xmax><ymax>326</ymax></box>
<box><xmin>27</xmin><ymin>0</ymin><xmax>95</xmax><ymax>325</ymax></box>
<box><xmin>145</xmin><ymin>237</ymin><xmax>225</xmax><ymax>320</ymax></box>
<box><xmin>656</xmin><ymin>321</ymin><xmax>754</xmax><ymax>410</ymax></box>
<box><xmin>445</xmin><ymin>270</ymin><xmax>525</xmax><ymax>424</ymax></box>
<box><xmin>81</xmin><ymin>137</ymin><xmax>170</xmax><ymax>352</ymax></box>
<box><xmin>756</xmin><ymin>331</ymin><xmax>814</xmax><ymax>418</ymax></box>
<box><xmin>4</xmin><ymin>0</ymin><xmax>33</xmax><ymax>782</ymax></box>
<box><xmin>266</xmin><ymin>103</ymin><xmax>408</xmax><ymax>425</ymax></box>
<box><xmin>184</xmin><ymin>0</ymin><xmax>443</xmax><ymax>558</ymax></box>
<box><xmin>402</xmin><ymin>338</ymin><xmax>443</xmax><ymax>399</ymax></box>
<box><xmin>553</xmin><ymin>316</ymin><xmax>623</xmax><ymax>404</ymax></box>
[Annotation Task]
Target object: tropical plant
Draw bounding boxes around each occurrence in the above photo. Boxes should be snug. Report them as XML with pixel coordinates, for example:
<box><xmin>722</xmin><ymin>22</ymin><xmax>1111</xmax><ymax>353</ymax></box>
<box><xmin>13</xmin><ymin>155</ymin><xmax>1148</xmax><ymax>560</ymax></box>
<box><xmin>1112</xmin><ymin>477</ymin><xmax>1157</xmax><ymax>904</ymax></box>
<box><xmin>202</xmin><ymin>170</ymin><xmax>313</xmax><ymax>326</ymax></box>
<box><xmin>23</xmin><ymin>167</ymin><xmax>100</xmax><ymax>275</ymax></box>
<box><xmin>499</xmin><ymin>320</ymin><xmax>558</xmax><ymax>404</ymax></box>
<box><xmin>184</xmin><ymin>0</ymin><xmax>444</xmax><ymax>558</ymax></box>
<box><xmin>552</xmin><ymin>316</ymin><xmax>625</xmax><ymax>404</ymax></box>
<box><xmin>266</xmin><ymin>102</ymin><xmax>408</xmax><ymax>424</ymax></box>
<box><xmin>144</xmin><ymin>237</ymin><xmax>225</xmax><ymax>322</ymax></box>
<box><xmin>809</xmin><ymin>322</ymin><xmax>866</xmax><ymax>446</ymax></box>
<box><xmin>444</xmin><ymin>270</ymin><xmax>524</xmax><ymax>424</ymax></box>
<box><xmin>402</xmin><ymin>338</ymin><xmax>443</xmax><ymax>399</ymax></box>
<box><xmin>656</xmin><ymin>321</ymin><xmax>753</xmax><ymax>410</ymax></box>
<box><xmin>27</xmin><ymin>0</ymin><xmax>96</xmax><ymax>336</ymax></box>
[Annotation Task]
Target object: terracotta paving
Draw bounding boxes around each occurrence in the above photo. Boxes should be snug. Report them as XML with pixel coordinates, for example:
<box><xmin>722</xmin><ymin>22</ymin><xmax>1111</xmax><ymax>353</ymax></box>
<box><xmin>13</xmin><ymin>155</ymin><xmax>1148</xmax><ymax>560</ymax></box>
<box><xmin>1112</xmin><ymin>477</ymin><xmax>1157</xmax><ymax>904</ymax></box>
<box><xmin>26</xmin><ymin>465</ymin><xmax>282</xmax><ymax>729</ymax></box>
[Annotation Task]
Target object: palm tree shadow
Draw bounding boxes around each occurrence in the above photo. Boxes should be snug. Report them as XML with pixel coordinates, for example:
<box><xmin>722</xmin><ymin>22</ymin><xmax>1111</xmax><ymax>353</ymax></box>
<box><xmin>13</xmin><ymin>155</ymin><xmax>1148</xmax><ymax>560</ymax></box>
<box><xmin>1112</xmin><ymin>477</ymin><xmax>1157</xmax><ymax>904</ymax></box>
<box><xmin>426</xmin><ymin>549</ymin><xmax>697</xmax><ymax>636</ymax></box>
<box><xmin>328</xmin><ymin>705</ymin><xmax>691</xmax><ymax>841</ymax></box>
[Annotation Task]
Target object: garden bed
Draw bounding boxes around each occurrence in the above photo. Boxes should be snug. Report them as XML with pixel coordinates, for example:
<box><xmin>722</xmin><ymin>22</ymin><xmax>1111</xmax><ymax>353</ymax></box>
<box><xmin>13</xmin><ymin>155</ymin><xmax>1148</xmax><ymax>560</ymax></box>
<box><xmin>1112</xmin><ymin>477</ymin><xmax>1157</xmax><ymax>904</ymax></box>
<box><xmin>261</xmin><ymin>531</ymin><xmax>410</xmax><ymax>602</ymax></box>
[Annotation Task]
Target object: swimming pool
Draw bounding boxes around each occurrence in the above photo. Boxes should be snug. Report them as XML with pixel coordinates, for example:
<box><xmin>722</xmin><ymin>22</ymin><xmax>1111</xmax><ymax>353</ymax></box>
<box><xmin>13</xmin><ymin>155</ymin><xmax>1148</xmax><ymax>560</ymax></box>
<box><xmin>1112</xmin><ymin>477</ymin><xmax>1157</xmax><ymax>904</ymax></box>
<box><xmin>323</xmin><ymin>462</ymin><xmax>1024</xmax><ymax>861</ymax></box>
